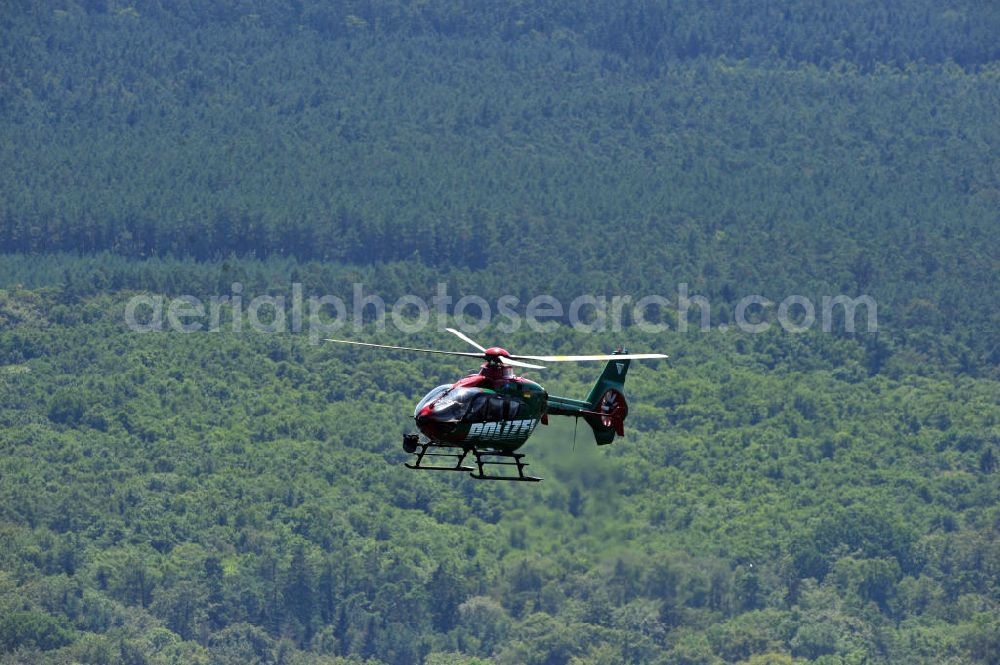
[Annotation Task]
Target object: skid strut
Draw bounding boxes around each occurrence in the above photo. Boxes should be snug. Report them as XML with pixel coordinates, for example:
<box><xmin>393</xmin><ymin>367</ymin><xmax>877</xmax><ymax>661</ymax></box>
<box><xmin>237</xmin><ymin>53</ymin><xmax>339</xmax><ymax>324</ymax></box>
<box><xmin>403</xmin><ymin>435</ymin><xmax>474</xmax><ymax>472</ymax></box>
<box><xmin>470</xmin><ymin>448</ymin><xmax>542</xmax><ymax>482</ymax></box>
<box><xmin>402</xmin><ymin>435</ymin><xmax>542</xmax><ymax>481</ymax></box>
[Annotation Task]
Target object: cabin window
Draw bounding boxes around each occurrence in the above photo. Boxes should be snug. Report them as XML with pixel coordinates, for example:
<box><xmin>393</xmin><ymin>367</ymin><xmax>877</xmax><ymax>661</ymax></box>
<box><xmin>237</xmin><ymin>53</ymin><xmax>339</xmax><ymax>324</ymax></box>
<box><xmin>465</xmin><ymin>394</ymin><xmax>490</xmax><ymax>422</ymax></box>
<box><xmin>505</xmin><ymin>398</ymin><xmax>527</xmax><ymax>419</ymax></box>
<box><xmin>464</xmin><ymin>394</ymin><xmax>506</xmax><ymax>422</ymax></box>
<box><xmin>486</xmin><ymin>396</ymin><xmax>505</xmax><ymax>421</ymax></box>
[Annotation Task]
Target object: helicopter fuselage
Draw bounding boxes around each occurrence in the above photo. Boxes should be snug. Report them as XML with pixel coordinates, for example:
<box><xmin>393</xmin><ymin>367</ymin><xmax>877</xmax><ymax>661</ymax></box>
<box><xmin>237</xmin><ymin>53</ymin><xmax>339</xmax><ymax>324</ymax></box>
<box><xmin>413</xmin><ymin>364</ymin><xmax>547</xmax><ymax>453</ymax></box>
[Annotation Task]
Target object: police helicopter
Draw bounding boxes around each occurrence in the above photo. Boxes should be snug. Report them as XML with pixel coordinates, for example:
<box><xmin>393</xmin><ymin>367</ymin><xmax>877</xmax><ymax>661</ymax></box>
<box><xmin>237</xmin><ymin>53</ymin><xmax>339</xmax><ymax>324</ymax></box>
<box><xmin>326</xmin><ymin>329</ymin><xmax>667</xmax><ymax>482</ymax></box>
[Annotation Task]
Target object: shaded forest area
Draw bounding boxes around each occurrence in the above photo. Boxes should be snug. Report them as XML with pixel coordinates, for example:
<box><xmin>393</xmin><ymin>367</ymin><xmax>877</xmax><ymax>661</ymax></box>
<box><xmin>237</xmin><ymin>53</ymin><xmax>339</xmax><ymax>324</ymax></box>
<box><xmin>1</xmin><ymin>1</ymin><xmax>999</xmax><ymax>664</ymax></box>
<box><xmin>2</xmin><ymin>2</ymin><xmax>998</xmax><ymax>369</ymax></box>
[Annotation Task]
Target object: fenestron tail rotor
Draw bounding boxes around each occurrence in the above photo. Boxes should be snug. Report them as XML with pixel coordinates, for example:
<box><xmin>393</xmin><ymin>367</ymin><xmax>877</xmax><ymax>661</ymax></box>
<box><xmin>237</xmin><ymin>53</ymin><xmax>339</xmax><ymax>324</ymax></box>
<box><xmin>598</xmin><ymin>388</ymin><xmax>628</xmax><ymax>435</ymax></box>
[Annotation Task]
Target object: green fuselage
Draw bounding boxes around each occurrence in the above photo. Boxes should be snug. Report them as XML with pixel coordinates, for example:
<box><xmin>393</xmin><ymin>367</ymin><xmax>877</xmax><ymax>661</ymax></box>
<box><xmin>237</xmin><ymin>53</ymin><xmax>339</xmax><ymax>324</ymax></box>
<box><xmin>413</xmin><ymin>368</ymin><xmax>548</xmax><ymax>452</ymax></box>
<box><xmin>413</xmin><ymin>357</ymin><xmax>629</xmax><ymax>451</ymax></box>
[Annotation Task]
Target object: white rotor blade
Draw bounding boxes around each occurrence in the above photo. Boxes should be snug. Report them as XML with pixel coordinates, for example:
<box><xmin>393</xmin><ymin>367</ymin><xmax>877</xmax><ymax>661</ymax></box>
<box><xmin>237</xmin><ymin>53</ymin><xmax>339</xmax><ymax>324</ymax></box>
<box><xmin>325</xmin><ymin>338</ymin><xmax>485</xmax><ymax>359</ymax></box>
<box><xmin>445</xmin><ymin>327</ymin><xmax>487</xmax><ymax>352</ymax></box>
<box><xmin>499</xmin><ymin>356</ymin><xmax>547</xmax><ymax>370</ymax></box>
<box><xmin>509</xmin><ymin>353</ymin><xmax>668</xmax><ymax>362</ymax></box>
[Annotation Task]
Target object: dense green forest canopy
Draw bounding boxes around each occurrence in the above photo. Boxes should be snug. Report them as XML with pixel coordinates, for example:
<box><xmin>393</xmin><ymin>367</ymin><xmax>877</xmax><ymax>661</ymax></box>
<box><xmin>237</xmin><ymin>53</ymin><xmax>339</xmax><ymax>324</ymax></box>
<box><xmin>3</xmin><ymin>0</ymin><xmax>999</xmax><ymax>368</ymax></box>
<box><xmin>1</xmin><ymin>1</ymin><xmax>998</xmax><ymax>664</ymax></box>
<box><xmin>7</xmin><ymin>0</ymin><xmax>1000</xmax><ymax>66</ymax></box>
<box><xmin>1</xmin><ymin>292</ymin><xmax>998</xmax><ymax>665</ymax></box>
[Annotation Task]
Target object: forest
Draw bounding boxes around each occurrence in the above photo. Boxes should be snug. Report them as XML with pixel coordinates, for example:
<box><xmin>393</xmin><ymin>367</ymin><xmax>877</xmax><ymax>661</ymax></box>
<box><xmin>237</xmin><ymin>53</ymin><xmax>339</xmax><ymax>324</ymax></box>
<box><xmin>0</xmin><ymin>1</ymin><xmax>998</xmax><ymax>664</ymax></box>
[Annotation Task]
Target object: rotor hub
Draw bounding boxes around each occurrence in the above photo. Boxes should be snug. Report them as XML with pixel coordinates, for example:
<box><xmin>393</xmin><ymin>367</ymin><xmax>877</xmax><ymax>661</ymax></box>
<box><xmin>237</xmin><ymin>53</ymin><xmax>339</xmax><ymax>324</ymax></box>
<box><xmin>479</xmin><ymin>361</ymin><xmax>515</xmax><ymax>380</ymax></box>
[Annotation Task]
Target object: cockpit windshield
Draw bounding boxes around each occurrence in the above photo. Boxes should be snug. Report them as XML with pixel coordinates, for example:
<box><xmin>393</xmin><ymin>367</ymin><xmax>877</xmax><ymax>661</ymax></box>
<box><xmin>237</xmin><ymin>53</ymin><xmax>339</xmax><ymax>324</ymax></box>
<box><xmin>427</xmin><ymin>387</ymin><xmax>481</xmax><ymax>422</ymax></box>
<box><xmin>413</xmin><ymin>385</ymin><xmax>451</xmax><ymax>417</ymax></box>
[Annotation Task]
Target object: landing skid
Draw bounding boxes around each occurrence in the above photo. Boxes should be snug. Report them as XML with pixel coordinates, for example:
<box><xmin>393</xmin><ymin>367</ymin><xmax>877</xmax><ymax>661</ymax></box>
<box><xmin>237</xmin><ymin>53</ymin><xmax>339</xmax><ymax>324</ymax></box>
<box><xmin>470</xmin><ymin>449</ymin><xmax>541</xmax><ymax>482</ymax></box>
<box><xmin>403</xmin><ymin>435</ymin><xmax>474</xmax><ymax>472</ymax></box>
<box><xmin>402</xmin><ymin>435</ymin><xmax>541</xmax><ymax>481</ymax></box>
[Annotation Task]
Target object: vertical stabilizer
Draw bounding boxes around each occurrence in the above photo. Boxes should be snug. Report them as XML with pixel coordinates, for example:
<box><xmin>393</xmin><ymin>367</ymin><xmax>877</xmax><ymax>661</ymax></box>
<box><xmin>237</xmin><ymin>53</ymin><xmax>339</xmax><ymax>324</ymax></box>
<box><xmin>583</xmin><ymin>352</ymin><xmax>630</xmax><ymax>445</ymax></box>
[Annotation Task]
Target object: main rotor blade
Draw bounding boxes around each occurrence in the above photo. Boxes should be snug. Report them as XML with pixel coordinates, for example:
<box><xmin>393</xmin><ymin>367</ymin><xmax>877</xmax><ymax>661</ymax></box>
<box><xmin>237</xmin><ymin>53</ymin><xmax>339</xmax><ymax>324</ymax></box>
<box><xmin>325</xmin><ymin>338</ymin><xmax>485</xmax><ymax>360</ymax></box>
<box><xmin>509</xmin><ymin>353</ymin><xmax>669</xmax><ymax>363</ymax></box>
<box><xmin>445</xmin><ymin>327</ymin><xmax>487</xmax><ymax>352</ymax></box>
<box><xmin>499</xmin><ymin>356</ymin><xmax>547</xmax><ymax>370</ymax></box>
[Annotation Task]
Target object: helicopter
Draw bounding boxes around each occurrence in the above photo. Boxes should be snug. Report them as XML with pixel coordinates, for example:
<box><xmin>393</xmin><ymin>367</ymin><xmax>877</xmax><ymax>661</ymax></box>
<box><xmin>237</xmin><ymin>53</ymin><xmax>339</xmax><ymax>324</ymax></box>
<box><xmin>326</xmin><ymin>329</ymin><xmax>667</xmax><ymax>482</ymax></box>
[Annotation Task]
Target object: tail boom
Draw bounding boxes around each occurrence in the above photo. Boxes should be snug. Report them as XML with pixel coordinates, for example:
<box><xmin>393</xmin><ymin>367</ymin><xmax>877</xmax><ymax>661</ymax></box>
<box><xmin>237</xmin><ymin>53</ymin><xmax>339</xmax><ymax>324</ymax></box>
<box><xmin>545</xmin><ymin>354</ymin><xmax>632</xmax><ymax>445</ymax></box>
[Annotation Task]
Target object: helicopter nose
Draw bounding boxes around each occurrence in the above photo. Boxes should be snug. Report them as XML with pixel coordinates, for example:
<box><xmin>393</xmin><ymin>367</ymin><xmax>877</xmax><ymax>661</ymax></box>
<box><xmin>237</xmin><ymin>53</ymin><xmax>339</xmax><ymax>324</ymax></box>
<box><xmin>415</xmin><ymin>406</ymin><xmax>454</xmax><ymax>440</ymax></box>
<box><xmin>416</xmin><ymin>412</ymin><xmax>447</xmax><ymax>426</ymax></box>
<box><xmin>415</xmin><ymin>403</ymin><xmax>462</xmax><ymax>432</ymax></box>
<box><xmin>415</xmin><ymin>405</ymin><xmax>434</xmax><ymax>425</ymax></box>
